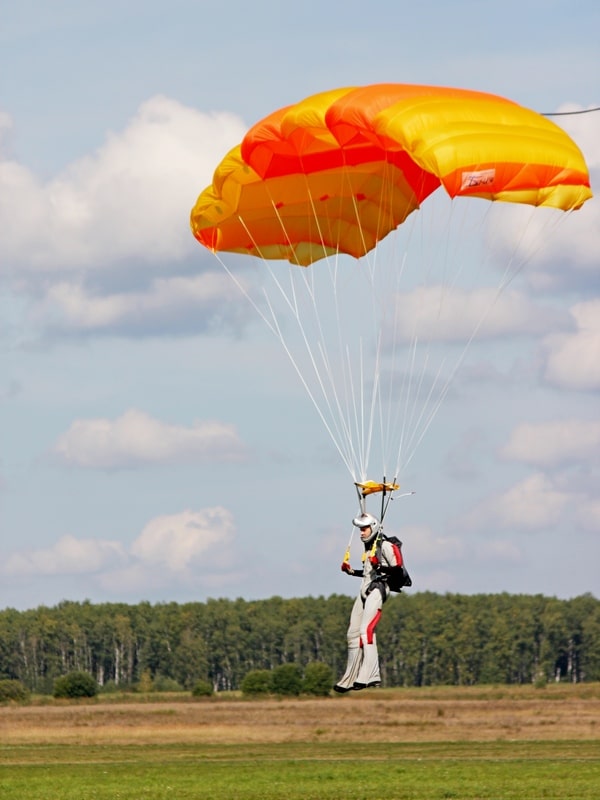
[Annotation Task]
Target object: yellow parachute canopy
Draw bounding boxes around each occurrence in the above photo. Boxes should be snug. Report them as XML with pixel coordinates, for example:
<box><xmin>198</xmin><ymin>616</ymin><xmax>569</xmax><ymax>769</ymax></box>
<box><xmin>191</xmin><ymin>83</ymin><xmax>592</xmax><ymax>265</ymax></box>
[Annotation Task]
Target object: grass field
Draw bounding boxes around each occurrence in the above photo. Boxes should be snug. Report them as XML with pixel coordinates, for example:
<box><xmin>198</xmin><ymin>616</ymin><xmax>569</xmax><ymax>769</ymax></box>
<box><xmin>1</xmin><ymin>684</ymin><xmax>599</xmax><ymax>799</ymax></box>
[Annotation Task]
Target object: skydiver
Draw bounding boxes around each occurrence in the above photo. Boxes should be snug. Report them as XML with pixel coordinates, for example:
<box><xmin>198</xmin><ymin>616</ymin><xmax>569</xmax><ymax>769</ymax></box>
<box><xmin>333</xmin><ymin>512</ymin><xmax>406</xmax><ymax>693</ymax></box>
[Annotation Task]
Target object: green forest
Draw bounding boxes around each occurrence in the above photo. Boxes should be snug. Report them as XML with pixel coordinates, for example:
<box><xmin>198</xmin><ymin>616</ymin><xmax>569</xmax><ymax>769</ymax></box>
<box><xmin>1</xmin><ymin>592</ymin><xmax>599</xmax><ymax>693</ymax></box>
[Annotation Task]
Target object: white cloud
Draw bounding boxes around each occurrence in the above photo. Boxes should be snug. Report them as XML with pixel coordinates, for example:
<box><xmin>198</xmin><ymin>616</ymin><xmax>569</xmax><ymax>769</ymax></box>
<box><xmin>413</xmin><ymin>567</ymin><xmax>461</xmax><ymax>593</ymax></box>
<box><xmin>1</xmin><ymin>96</ymin><xmax>255</xmax><ymax>339</ymax></box>
<box><xmin>409</xmin><ymin>520</ymin><xmax>524</xmax><ymax>573</ymax></box>
<box><xmin>501</xmin><ymin>419</ymin><xmax>600</xmax><ymax>469</ymax></box>
<box><xmin>53</xmin><ymin>408</ymin><xmax>248</xmax><ymax>469</ymax></box>
<box><xmin>0</xmin><ymin>95</ymin><xmax>246</xmax><ymax>275</ymax></box>
<box><xmin>541</xmin><ymin>299</ymin><xmax>600</xmax><ymax>391</ymax></box>
<box><xmin>499</xmin><ymin>195</ymin><xmax>599</xmax><ymax>293</ymax></box>
<box><xmin>576</xmin><ymin>496</ymin><xmax>600</xmax><ymax>533</ymax></box>
<box><xmin>130</xmin><ymin>507</ymin><xmax>234</xmax><ymax>572</ymax></box>
<box><xmin>32</xmin><ymin>271</ymin><xmax>248</xmax><ymax>336</ymax></box>
<box><xmin>396</xmin><ymin>524</ymin><xmax>465</xmax><ymax>564</ymax></box>
<box><xmin>386</xmin><ymin>286</ymin><xmax>570</xmax><ymax>344</ymax></box>
<box><xmin>472</xmin><ymin>538</ymin><xmax>522</xmax><ymax>564</ymax></box>
<box><xmin>1</xmin><ymin>507</ymin><xmax>240</xmax><ymax>593</ymax></box>
<box><xmin>461</xmin><ymin>472</ymin><xmax>572</xmax><ymax>533</ymax></box>
<box><xmin>2</xmin><ymin>534</ymin><xmax>127</xmax><ymax>576</ymax></box>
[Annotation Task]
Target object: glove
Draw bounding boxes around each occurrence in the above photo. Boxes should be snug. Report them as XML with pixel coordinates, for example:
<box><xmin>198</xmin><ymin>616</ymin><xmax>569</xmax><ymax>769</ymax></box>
<box><xmin>341</xmin><ymin>562</ymin><xmax>354</xmax><ymax>575</ymax></box>
<box><xmin>369</xmin><ymin>555</ymin><xmax>380</xmax><ymax>567</ymax></box>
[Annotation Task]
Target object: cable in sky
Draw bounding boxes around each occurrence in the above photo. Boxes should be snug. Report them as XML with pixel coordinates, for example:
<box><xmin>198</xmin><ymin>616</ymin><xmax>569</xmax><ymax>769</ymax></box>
<box><xmin>542</xmin><ymin>106</ymin><xmax>600</xmax><ymax>116</ymax></box>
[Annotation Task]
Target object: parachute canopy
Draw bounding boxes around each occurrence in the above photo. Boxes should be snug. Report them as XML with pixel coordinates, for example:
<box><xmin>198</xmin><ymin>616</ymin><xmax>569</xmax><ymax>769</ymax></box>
<box><xmin>191</xmin><ymin>83</ymin><xmax>592</xmax><ymax>265</ymax></box>
<box><xmin>190</xmin><ymin>84</ymin><xmax>592</xmax><ymax>487</ymax></box>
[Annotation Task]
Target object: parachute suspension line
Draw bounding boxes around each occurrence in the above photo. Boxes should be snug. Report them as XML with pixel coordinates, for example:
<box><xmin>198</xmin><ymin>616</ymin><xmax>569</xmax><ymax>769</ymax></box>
<box><xmin>313</xmin><ymin>190</ymin><xmax>367</xmax><ymax>481</ymax></box>
<box><xmin>273</xmin><ymin>276</ymin><xmax>360</xmax><ymax>477</ymax></box>
<box><xmin>396</xmin><ymin>332</ymin><xmax>422</xmax><ymax>470</ymax></box>
<box><xmin>265</xmin><ymin>188</ymin><xmax>361</xmax><ymax>477</ymax></box>
<box><xmin>396</xmin><ymin>197</ymin><xmax>442</xmax><ymax>473</ymax></box>
<box><xmin>394</xmin><ymin>199</ymin><xmax>471</xmax><ymax>470</ymax></box>
<box><xmin>379</xmin><ymin>476</ymin><xmax>401</xmax><ymax>526</ymax></box>
<box><xmin>371</xmin><ymin>245</ymin><xmax>391</xmax><ymax>478</ymax></box>
<box><xmin>358</xmin><ymin>339</ymin><xmax>367</xmax><ymax>478</ymax></box>
<box><xmin>363</xmin><ymin>332</ymin><xmax>382</xmax><ymax>483</ymax></box>
<box><xmin>333</xmin><ymin>291</ymin><xmax>364</xmax><ymax>481</ymax></box>
<box><xmin>300</xmin><ymin>181</ymin><xmax>373</xmax><ymax>481</ymax></box>
<box><xmin>209</xmin><ymin>249</ymin><xmax>278</xmax><ymax>338</ymax></box>
<box><xmin>334</xmin><ymin>166</ymin><xmax>378</xmax><ymax>480</ymax></box>
<box><xmin>345</xmin><ymin>341</ymin><xmax>365</xmax><ymax>480</ymax></box>
<box><xmin>355</xmin><ymin>163</ymin><xmax>400</xmax><ymax>480</ymax></box>
<box><xmin>367</xmin><ymin>287</ymin><xmax>386</xmax><ymax>481</ymax></box>
<box><xmin>345</xmin><ymin>336</ymin><xmax>376</xmax><ymax>482</ymax></box>
<box><xmin>401</xmin><ymin>287</ymin><xmax>499</xmax><ymax>470</ymax></box>
<box><xmin>398</xmin><ymin>346</ymin><xmax>430</xmax><ymax>466</ymax></box>
<box><xmin>373</xmin><ymin>165</ymin><xmax>405</xmax><ymax>465</ymax></box>
<box><xmin>248</xmin><ymin>191</ymin><xmax>372</xmax><ymax>480</ymax></box>
<box><xmin>323</xmin><ymin>323</ymin><xmax>364</xmax><ymax>480</ymax></box>
<box><xmin>387</xmin><ymin>205</ymin><xmax>435</xmax><ymax>475</ymax></box>
<box><xmin>210</xmin><ymin>246</ymin><xmax>357</xmax><ymax>471</ymax></box>
<box><xmin>394</xmin><ymin>203</ymin><xmax>490</xmax><ymax>469</ymax></box>
<box><xmin>381</xmin><ymin>242</ymin><xmax>410</xmax><ymax>476</ymax></box>
<box><xmin>398</xmin><ymin>354</ymin><xmax>448</xmax><ymax>472</ymax></box>
<box><xmin>397</xmin><ymin>200</ymin><xmax>565</xmax><ymax>471</ymax></box>
<box><xmin>384</xmin><ymin>180</ymin><xmax>425</xmax><ymax>481</ymax></box>
<box><xmin>369</xmin><ymin>329</ymin><xmax>385</xmax><ymax>478</ymax></box>
<box><xmin>261</xmin><ymin>280</ymin><xmax>357</xmax><ymax>476</ymax></box>
<box><xmin>233</xmin><ymin>211</ymin><xmax>359</xmax><ymax>476</ymax></box>
<box><xmin>494</xmin><ymin>204</ymin><xmax>571</xmax><ymax>294</ymax></box>
<box><xmin>358</xmin><ymin>212</ymin><xmax>386</xmax><ymax>482</ymax></box>
<box><xmin>389</xmin><ymin>196</ymin><xmax>493</xmax><ymax>474</ymax></box>
<box><xmin>211</xmin><ymin>242</ymin><xmax>357</xmax><ymax>476</ymax></box>
<box><xmin>382</xmin><ymin>180</ymin><xmax>429</xmax><ymax>477</ymax></box>
<box><xmin>289</xmin><ymin>171</ymin><xmax>393</xmax><ymax>482</ymax></box>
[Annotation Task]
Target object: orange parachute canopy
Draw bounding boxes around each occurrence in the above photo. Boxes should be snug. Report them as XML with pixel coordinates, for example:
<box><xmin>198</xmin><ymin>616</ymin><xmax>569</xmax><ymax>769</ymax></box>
<box><xmin>190</xmin><ymin>83</ymin><xmax>592</xmax><ymax>266</ymax></box>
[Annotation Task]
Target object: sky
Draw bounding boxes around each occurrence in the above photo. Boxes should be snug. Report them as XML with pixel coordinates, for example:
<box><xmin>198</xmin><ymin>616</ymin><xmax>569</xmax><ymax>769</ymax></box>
<box><xmin>1</xmin><ymin>0</ymin><xmax>599</xmax><ymax>611</ymax></box>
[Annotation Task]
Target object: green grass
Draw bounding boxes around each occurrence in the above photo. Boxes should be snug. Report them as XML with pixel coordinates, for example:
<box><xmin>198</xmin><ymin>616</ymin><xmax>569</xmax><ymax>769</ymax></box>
<box><xmin>1</xmin><ymin>741</ymin><xmax>599</xmax><ymax>800</ymax></box>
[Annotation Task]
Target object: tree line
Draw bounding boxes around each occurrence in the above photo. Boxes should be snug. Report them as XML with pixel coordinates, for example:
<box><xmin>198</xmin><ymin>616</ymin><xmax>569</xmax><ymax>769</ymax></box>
<box><xmin>0</xmin><ymin>592</ymin><xmax>599</xmax><ymax>693</ymax></box>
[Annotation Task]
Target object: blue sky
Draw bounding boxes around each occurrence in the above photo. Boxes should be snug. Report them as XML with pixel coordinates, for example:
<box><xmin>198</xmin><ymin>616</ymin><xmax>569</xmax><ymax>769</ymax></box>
<box><xmin>1</xmin><ymin>0</ymin><xmax>599</xmax><ymax>611</ymax></box>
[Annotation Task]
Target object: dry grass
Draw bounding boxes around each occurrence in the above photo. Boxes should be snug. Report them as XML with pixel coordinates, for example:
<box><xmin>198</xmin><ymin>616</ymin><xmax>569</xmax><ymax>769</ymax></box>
<box><xmin>1</xmin><ymin>684</ymin><xmax>599</xmax><ymax>746</ymax></box>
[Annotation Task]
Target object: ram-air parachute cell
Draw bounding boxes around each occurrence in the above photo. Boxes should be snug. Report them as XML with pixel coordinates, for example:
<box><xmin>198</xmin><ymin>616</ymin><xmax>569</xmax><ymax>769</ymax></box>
<box><xmin>190</xmin><ymin>84</ymin><xmax>592</xmax><ymax>492</ymax></box>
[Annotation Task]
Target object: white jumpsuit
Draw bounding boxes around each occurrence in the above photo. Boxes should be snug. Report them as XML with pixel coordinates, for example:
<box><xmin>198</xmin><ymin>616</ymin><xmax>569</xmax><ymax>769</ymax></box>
<box><xmin>335</xmin><ymin>538</ymin><xmax>404</xmax><ymax>691</ymax></box>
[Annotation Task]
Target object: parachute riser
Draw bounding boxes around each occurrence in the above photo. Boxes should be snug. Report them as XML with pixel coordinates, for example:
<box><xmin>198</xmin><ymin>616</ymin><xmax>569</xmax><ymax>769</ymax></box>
<box><xmin>346</xmin><ymin>478</ymin><xmax>415</xmax><ymax>562</ymax></box>
<box><xmin>355</xmin><ymin>482</ymin><xmax>367</xmax><ymax>515</ymax></box>
<box><xmin>354</xmin><ymin>476</ymin><xmax>401</xmax><ymax>526</ymax></box>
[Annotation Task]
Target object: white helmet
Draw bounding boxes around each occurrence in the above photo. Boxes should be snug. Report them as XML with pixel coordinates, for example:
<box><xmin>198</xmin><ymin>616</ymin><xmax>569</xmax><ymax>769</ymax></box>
<box><xmin>352</xmin><ymin>512</ymin><xmax>380</xmax><ymax>543</ymax></box>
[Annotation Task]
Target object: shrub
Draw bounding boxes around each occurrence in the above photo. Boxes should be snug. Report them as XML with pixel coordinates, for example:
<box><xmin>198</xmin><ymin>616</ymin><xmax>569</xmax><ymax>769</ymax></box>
<box><xmin>271</xmin><ymin>663</ymin><xmax>303</xmax><ymax>696</ymax></box>
<box><xmin>137</xmin><ymin>669</ymin><xmax>154</xmax><ymax>693</ymax></box>
<box><xmin>98</xmin><ymin>680</ymin><xmax>120</xmax><ymax>694</ymax></box>
<box><xmin>152</xmin><ymin>675</ymin><xmax>184</xmax><ymax>692</ymax></box>
<box><xmin>53</xmin><ymin>671</ymin><xmax>98</xmax><ymax>699</ymax></box>
<box><xmin>534</xmin><ymin>671</ymin><xmax>548</xmax><ymax>689</ymax></box>
<box><xmin>0</xmin><ymin>679</ymin><xmax>29</xmax><ymax>703</ymax></box>
<box><xmin>191</xmin><ymin>679</ymin><xmax>213</xmax><ymax>697</ymax></box>
<box><xmin>240</xmin><ymin>669</ymin><xmax>272</xmax><ymax>696</ymax></box>
<box><xmin>302</xmin><ymin>662</ymin><xmax>333</xmax><ymax>696</ymax></box>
